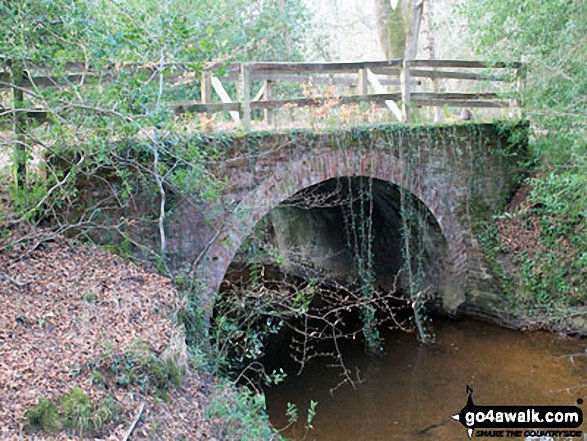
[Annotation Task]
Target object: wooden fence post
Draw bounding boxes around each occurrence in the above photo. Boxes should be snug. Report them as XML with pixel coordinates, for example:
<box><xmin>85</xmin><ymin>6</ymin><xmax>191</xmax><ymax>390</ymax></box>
<box><xmin>201</xmin><ymin>69</ymin><xmax>213</xmax><ymax>130</ymax></box>
<box><xmin>264</xmin><ymin>79</ymin><xmax>273</xmax><ymax>126</ymax></box>
<box><xmin>11</xmin><ymin>63</ymin><xmax>27</xmax><ymax>188</ymax></box>
<box><xmin>516</xmin><ymin>63</ymin><xmax>527</xmax><ymax>118</ymax></box>
<box><xmin>358</xmin><ymin>67</ymin><xmax>369</xmax><ymax>122</ymax></box>
<box><xmin>400</xmin><ymin>59</ymin><xmax>412</xmax><ymax>123</ymax></box>
<box><xmin>240</xmin><ymin>63</ymin><xmax>251</xmax><ymax>131</ymax></box>
<box><xmin>358</xmin><ymin>67</ymin><xmax>368</xmax><ymax>95</ymax></box>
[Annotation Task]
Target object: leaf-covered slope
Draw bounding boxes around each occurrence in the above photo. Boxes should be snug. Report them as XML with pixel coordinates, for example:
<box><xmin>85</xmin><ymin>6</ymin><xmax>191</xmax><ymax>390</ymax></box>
<box><xmin>0</xmin><ymin>229</ymin><xmax>217</xmax><ymax>439</ymax></box>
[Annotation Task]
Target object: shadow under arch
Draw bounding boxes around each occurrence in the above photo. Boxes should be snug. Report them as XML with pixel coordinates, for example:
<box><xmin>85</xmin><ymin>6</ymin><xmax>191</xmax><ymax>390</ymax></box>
<box><xmin>196</xmin><ymin>149</ymin><xmax>470</xmax><ymax>318</ymax></box>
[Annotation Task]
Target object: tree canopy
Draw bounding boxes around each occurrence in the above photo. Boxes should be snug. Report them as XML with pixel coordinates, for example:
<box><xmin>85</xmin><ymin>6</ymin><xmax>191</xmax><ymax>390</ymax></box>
<box><xmin>1</xmin><ymin>0</ymin><xmax>310</xmax><ymax>65</ymax></box>
<box><xmin>0</xmin><ymin>0</ymin><xmax>310</xmax><ymax>256</ymax></box>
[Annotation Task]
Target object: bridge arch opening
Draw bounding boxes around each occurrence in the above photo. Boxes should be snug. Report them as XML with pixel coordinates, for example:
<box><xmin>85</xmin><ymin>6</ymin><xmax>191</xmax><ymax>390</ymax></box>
<box><xmin>198</xmin><ymin>148</ymin><xmax>468</xmax><ymax>320</ymax></box>
<box><xmin>224</xmin><ymin>176</ymin><xmax>448</xmax><ymax>303</ymax></box>
<box><xmin>186</xmin><ymin>124</ymin><xmax>527</xmax><ymax>380</ymax></box>
<box><xmin>212</xmin><ymin>175</ymin><xmax>452</xmax><ymax>376</ymax></box>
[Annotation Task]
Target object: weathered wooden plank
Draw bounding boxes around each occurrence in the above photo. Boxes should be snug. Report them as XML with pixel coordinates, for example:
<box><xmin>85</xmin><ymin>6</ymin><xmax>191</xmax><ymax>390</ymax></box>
<box><xmin>170</xmin><ymin>101</ymin><xmax>241</xmax><ymax>113</ymax></box>
<box><xmin>2</xmin><ymin>59</ymin><xmax>522</xmax><ymax>87</ymax></box>
<box><xmin>366</xmin><ymin>69</ymin><xmax>403</xmax><ymax>121</ymax></box>
<box><xmin>410</xmin><ymin>92</ymin><xmax>503</xmax><ymax>100</ymax></box>
<box><xmin>408</xmin><ymin>60</ymin><xmax>523</xmax><ymax>69</ymax></box>
<box><xmin>411</xmin><ymin>99</ymin><xmax>511</xmax><ymax>108</ymax></box>
<box><xmin>16</xmin><ymin>93</ymin><xmax>507</xmax><ymax>119</ymax></box>
<box><xmin>264</xmin><ymin>80</ymin><xmax>274</xmax><ymax>125</ymax></box>
<box><xmin>233</xmin><ymin>93</ymin><xmax>392</xmax><ymax>110</ymax></box>
<box><xmin>3</xmin><ymin>60</ymin><xmax>515</xmax><ymax>90</ymax></box>
<box><xmin>252</xmin><ymin>84</ymin><xmax>266</xmax><ymax>102</ymax></box>
<box><xmin>211</xmin><ymin>76</ymin><xmax>240</xmax><ymax>123</ymax></box>
<box><xmin>249</xmin><ymin>94</ymin><xmax>402</xmax><ymax>110</ymax></box>
<box><xmin>240</xmin><ymin>64</ymin><xmax>251</xmax><ymax>130</ymax></box>
<box><xmin>248</xmin><ymin>60</ymin><xmax>404</xmax><ymax>74</ymax></box>
<box><xmin>200</xmin><ymin>71</ymin><xmax>212</xmax><ymax>124</ymax></box>
<box><xmin>0</xmin><ymin>72</ymin><xmax>99</xmax><ymax>90</ymax></box>
<box><xmin>368</xmin><ymin>67</ymin><xmax>402</xmax><ymax>76</ymax></box>
<box><xmin>170</xmin><ymin>93</ymin><xmax>403</xmax><ymax>114</ymax></box>
<box><xmin>410</xmin><ymin>69</ymin><xmax>510</xmax><ymax>82</ymax></box>
<box><xmin>401</xmin><ymin>60</ymin><xmax>412</xmax><ymax>122</ymax></box>
<box><xmin>248</xmin><ymin>72</ymin><xmax>407</xmax><ymax>87</ymax></box>
<box><xmin>358</xmin><ymin>69</ymin><xmax>368</xmax><ymax>95</ymax></box>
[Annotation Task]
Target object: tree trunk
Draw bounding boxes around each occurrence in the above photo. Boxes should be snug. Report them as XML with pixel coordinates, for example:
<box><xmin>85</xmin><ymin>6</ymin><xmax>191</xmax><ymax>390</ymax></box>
<box><xmin>374</xmin><ymin>0</ymin><xmax>413</xmax><ymax>59</ymax></box>
<box><xmin>422</xmin><ymin>0</ymin><xmax>441</xmax><ymax>121</ymax></box>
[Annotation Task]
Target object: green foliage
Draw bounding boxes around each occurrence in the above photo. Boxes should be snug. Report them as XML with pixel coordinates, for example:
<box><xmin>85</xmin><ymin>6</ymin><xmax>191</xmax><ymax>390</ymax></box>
<box><xmin>96</xmin><ymin>342</ymin><xmax>182</xmax><ymax>401</ymax></box>
<box><xmin>60</xmin><ymin>387</ymin><xmax>93</xmax><ymax>434</ymax></box>
<box><xmin>476</xmin><ymin>222</ymin><xmax>516</xmax><ymax>303</ymax></box>
<box><xmin>280</xmin><ymin>400</ymin><xmax>317</xmax><ymax>438</ymax></box>
<box><xmin>91</xmin><ymin>396</ymin><xmax>120</xmax><ymax>434</ymax></box>
<box><xmin>1</xmin><ymin>0</ymin><xmax>315</xmax><ymax>249</ymax></box>
<box><xmin>1</xmin><ymin>0</ymin><xmax>310</xmax><ymax>67</ymax></box>
<box><xmin>24</xmin><ymin>398</ymin><xmax>62</xmax><ymax>434</ymax></box>
<box><xmin>210</xmin><ymin>287</ymin><xmax>285</xmax><ymax>376</ymax></box>
<box><xmin>23</xmin><ymin>390</ymin><xmax>119</xmax><ymax>436</ymax></box>
<box><xmin>206</xmin><ymin>381</ymin><xmax>281</xmax><ymax>440</ymax></box>
<box><xmin>285</xmin><ymin>402</ymin><xmax>298</xmax><ymax>425</ymax></box>
<box><xmin>462</xmin><ymin>0</ymin><xmax>587</xmax><ymax>309</ymax></box>
<box><xmin>306</xmin><ymin>399</ymin><xmax>317</xmax><ymax>430</ymax></box>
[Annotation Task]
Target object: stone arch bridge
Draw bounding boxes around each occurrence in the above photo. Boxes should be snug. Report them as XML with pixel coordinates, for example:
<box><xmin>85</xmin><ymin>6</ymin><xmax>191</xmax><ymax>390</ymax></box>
<box><xmin>161</xmin><ymin>122</ymin><xmax>528</xmax><ymax>320</ymax></box>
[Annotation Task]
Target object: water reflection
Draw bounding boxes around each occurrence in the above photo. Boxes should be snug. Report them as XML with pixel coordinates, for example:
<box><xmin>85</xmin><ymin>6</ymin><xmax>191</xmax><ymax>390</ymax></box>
<box><xmin>265</xmin><ymin>318</ymin><xmax>586</xmax><ymax>440</ymax></box>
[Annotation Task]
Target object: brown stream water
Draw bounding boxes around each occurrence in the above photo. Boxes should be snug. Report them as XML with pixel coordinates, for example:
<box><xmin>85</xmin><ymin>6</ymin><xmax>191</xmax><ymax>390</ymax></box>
<box><xmin>265</xmin><ymin>318</ymin><xmax>587</xmax><ymax>440</ymax></box>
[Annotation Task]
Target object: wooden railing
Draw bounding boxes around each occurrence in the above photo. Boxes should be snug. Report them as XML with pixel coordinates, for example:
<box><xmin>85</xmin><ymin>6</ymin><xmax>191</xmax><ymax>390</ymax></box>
<box><xmin>173</xmin><ymin>59</ymin><xmax>524</xmax><ymax>130</ymax></box>
<box><xmin>1</xmin><ymin>59</ymin><xmax>524</xmax><ymax>131</ymax></box>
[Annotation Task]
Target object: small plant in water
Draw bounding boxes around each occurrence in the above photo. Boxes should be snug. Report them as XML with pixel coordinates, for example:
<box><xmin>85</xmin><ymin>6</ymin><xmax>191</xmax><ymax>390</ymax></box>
<box><xmin>280</xmin><ymin>400</ymin><xmax>318</xmax><ymax>440</ymax></box>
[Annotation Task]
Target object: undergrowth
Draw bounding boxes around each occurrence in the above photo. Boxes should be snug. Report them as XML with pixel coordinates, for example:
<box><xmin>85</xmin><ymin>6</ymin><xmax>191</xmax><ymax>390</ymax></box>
<box><xmin>24</xmin><ymin>388</ymin><xmax>120</xmax><ymax>437</ymax></box>
<box><xmin>92</xmin><ymin>342</ymin><xmax>183</xmax><ymax>402</ymax></box>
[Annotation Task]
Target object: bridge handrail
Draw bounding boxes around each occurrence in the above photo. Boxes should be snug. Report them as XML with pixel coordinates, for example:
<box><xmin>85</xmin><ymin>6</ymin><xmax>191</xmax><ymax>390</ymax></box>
<box><xmin>198</xmin><ymin>59</ymin><xmax>524</xmax><ymax>128</ymax></box>
<box><xmin>0</xmin><ymin>58</ymin><xmax>525</xmax><ymax>129</ymax></box>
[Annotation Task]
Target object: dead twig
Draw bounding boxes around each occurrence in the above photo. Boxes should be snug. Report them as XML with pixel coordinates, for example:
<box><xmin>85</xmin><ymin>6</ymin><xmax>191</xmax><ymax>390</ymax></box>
<box><xmin>122</xmin><ymin>402</ymin><xmax>145</xmax><ymax>441</ymax></box>
<box><xmin>0</xmin><ymin>270</ymin><xmax>32</xmax><ymax>287</ymax></box>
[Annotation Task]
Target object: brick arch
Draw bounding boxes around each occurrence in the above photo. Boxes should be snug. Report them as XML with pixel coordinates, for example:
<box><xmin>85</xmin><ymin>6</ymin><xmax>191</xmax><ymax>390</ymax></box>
<box><xmin>197</xmin><ymin>149</ymin><xmax>470</xmax><ymax>315</ymax></box>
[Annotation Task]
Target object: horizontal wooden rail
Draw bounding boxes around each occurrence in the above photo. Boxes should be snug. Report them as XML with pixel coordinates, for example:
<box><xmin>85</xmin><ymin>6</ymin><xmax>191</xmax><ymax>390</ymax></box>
<box><xmin>407</xmin><ymin>60</ymin><xmax>523</xmax><ymax>69</ymax></box>
<box><xmin>411</xmin><ymin>92</ymin><xmax>503</xmax><ymax>100</ymax></box>
<box><xmin>210</xmin><ymin>71</ymin><xmax>417</xmax><ymax>87</ymax></box>
<box><xmin>206</xmin><ymin>59</ymin><xmax>521</xmax><ymax>73</ymax></box>
<box><xmin>409</xmin><ymin>69</ymin><xmax>510</xmax><ymax>82</ymax></box>
<box><xmin>412</xmin><ymin>99</ymin><xmax>511</xmax><ymax>108</ymax></box>
<box><xmin>194</xmin><ymin>59</ymin><xmax>523</xmax><ymax>129</ymax></box>
<box><xmin>170</xmin><ymin>93</ymin><xmax>403</xmax><ymax>114</ymax></box>
<box><xmin>0</xmin><ymin>58</ymin><xmax>524</xmax><ymax>130</ymax></box>
<box><xmin>247</xmin><ymin>60</ymin><xmax>403</xmax><ymax>74</ymax></box>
